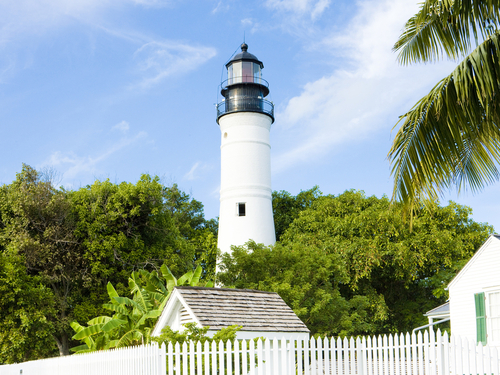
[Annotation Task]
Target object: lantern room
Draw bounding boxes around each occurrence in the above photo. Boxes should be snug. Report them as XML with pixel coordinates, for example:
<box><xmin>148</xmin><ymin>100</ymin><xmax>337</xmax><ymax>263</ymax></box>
<box><xmin>217</xmin><ymin>43</ymin><xmax>274</xmax><ymax>123</ymax></box>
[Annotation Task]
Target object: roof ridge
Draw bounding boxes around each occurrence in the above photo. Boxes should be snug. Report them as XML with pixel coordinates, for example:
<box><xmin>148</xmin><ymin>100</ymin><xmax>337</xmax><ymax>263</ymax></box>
<box><xmin>174</xmin><ymin>286</ymin><xmax>279</xmax><ymax>295</ymax></box>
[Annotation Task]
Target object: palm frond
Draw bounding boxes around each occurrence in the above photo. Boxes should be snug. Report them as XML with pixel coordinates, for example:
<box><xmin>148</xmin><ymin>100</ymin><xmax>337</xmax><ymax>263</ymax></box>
<box><xmin>390</xmin><ymin>31</ymin><xmax>500</xmax><ymax>205</ymax></box>
<box><xmin>394</xmin><ymin>0</ymin><xmax>500</xmax><ymax>64</ymax></box>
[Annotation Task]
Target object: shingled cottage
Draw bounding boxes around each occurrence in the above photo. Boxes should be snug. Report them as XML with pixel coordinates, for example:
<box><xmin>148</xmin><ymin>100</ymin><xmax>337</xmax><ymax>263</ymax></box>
<box><xmin>152</xmin><ymin>286</ymin><xmax>310</xmax><ymax>340</ymax></box>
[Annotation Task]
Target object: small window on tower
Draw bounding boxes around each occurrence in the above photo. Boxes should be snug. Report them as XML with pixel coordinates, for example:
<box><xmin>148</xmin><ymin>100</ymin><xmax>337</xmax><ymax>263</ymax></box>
<box><xmin>237</xmin><ymin>203</ymin><xmax>246</xmax><ymax>216</ymax></box>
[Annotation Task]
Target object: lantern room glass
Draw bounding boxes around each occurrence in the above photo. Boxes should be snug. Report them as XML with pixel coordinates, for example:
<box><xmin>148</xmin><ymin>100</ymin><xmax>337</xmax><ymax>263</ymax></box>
<box><xmin>228</xmin><ymin>61</ymin><xmax>262</xmax><ymax>85</ymax></box>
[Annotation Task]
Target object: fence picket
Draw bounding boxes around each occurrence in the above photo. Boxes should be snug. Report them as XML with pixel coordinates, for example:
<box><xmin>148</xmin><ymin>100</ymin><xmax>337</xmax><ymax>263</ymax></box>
<box><xmin>492</xmin><ymin>346</ymin><xmax>499</xmax><ymax>375</ymax></box>
<box><xmin>323</xmin><ymin>337</ymin><xmax>329</xmax><ymax>375</ymax></box>
<box><xmin>336</xmin><ymin>337</ymin><xmax>342</xmax><ymax>375</ymax></box>
<box><xmin>388</xmin><ymin>333</ymin><xmax>394</xmax><ymax>375</ymax></box>
<box><xmin>257</xmin><ymin>339</ymin><xmax>263</xmax><ymax>375</ymax></box>
<box><xmin>304</xmin><ymin>338</ymin><xmax>310</xmax><ymax>375</ymax></box>
<box><xmin>242</xmin><ymin>339</ymin><xmax>248</xmax><ymax>375</ymax></box>
<box><xmin>478</xmin><ymin>342</ymin><xmax>486</xmax><ymax>374</ymax></box>
<box><xmin>330</xmin><ymin>337</ymin><xmax>336</xmax><ymax>375</ymax></box>
<box><xmin>282</xmin><ymin>337</ymin><xmax>288</xmax><ymax>375</ymax></box>
<box><xmin>196</xmin><ymin>341</ymin><xmax>202</xmax><ymax>375</ymax></box>
<box><xmin>423</xmin><ymin>330</ymin><xmax>430</xmax><ymax>375</ymax></box>
<box><xmin>298</xmin><ymin>339</ymin><xmax>303</xmax><ymax>375</ymax></box>
<box><xmin>435</xmin><ymin>330</ymin><xmax>442</xmax><ymax>375</ymax></box>
<box><xmin>394</xmin><ymin>334</ymin><xmax>400</xmax><ymax>375</ymax></box>
<box><xmin>264</xmin><ymin>339</ymin><xmax>271</xmax><ymax>375</ymax></box>
<box><xmin>2</xmin><ymin>332</ymin><xmax>500</xmax><ymax>375</ymax></box>
<box><xmin>227</xmin><ymin>340</ymin><xmax>232</xmax><ymax>375</ymax></box>
<box><xmin>316</xmin><ymin>336</ymin><xmax>322</xmax><ymax>375</ymax></box>
<box><xmin>367</xmin><ymin>335</ymin><xmax>373</xmax><ymax>375</ymax></box>
<box><xmin>249</xmin><ymin>339</ymin><xmax>256</xmax><ymax>375</ymax></box>
<box><xmin>310</xmin><ymin>337</ymin><xmax>316</xmax><ymax>375</ymax></box>
<box><xmin>357</xmin><ymin>337</ymin><xmax>365</xmax><ymax>375</ymax></box>
<box><xmin>234</xmin><ymin>339</ymin><xmax>240</xmax><ymax>375</ymax></box>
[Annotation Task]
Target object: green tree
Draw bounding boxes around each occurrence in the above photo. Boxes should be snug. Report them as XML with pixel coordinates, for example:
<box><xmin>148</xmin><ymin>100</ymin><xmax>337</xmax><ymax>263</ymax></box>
<box><xmin>163</xmin><ymin>184</ymin><xmax>217</xmax><ymax>281</ymax></box>
<box><xmin>389</xmin><ymin>0</ymin><xmax>500</xmax><ymax>209</ymax></box>
<box><xmin>219</xmin><ymin>190</ymin><xmax>492</xmax><ymax>336</ymax></box>
<box><xmin>0</xmin><ymin>254</ymin><xmax>58</xmax><ymax>363</ymax></box>
<box><xmin>0</xmin><ymin>165</ymin><xmax>215</xmax><ymax>360</ymax></box>
<box><xmin>272</xmin><ymin>186</ymin><xmax>321</xmax><ymax>240</ymax></box>
<box><xmin>0</xmin><ymin>165</ymin><xmax>84</xmax><ymax>357</ymax></box>
<box><xmin>70</xmin><ymin>176</ymin><xmax>193</xmax><ymax>280</ymax></box>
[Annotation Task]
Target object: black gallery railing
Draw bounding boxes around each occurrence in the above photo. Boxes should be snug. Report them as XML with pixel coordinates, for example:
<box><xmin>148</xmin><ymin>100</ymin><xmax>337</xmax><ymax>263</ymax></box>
<box><xmin>216</xmin><ymin>98</ymin><xmax>274</xmax><ymax>121</ymax></box>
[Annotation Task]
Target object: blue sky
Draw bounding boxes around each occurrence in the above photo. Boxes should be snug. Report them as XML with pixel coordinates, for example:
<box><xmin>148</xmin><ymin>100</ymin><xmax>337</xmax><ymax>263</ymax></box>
<box><xmin>1</xmin><ymin>0</ymin><xmax>498</xmax><ymax>231</ymax></box>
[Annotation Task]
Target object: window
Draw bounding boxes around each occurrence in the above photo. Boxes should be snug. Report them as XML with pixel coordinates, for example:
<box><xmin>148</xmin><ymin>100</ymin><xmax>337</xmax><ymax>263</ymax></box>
<box><xmin>488</xmin><ymin>291</ymin><xmax>500</xmax><ymax>344</ymax></box>
<box><xmin>237</xmin><ymin>203</ymin><xmax>246</xmax><ymax>216</ymax></box>
<box><xmin>229</xmin><ymin>62</ymin><xmax>242</xmax><ymax>84</ymax></box>
<box><xmin>253</xmin><ymin>64</ymin><xmax>261</xmax><ymax>83</ymax></box>
<box><xmin>227</xmin><ymin>64</ymin><xmax>233</xmax><ymax>85</ymax></box>
<box><xmin>475</xmin><ymin>290</ymin><xmax>500</xmax><ymax>345</ymax></box>
<box><xmin>242</xmin><ymin>62</ymin><xmax>253</xmax><ymax>82</ymax></box>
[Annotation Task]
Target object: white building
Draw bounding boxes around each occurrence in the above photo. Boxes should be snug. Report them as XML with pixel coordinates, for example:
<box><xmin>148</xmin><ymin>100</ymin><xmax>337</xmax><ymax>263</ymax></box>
<box><xmin>422</xmin><ymin>234</ymin><xmax>500</xmax><ymax>347</ymax></box>
<box><xmin>447</xmin><ymin>234</ymin><xmax>500</xmax><ymax>347</ymax></box>
<box><xmin>216</xmin><ymin>43</ymin><xmax>276</xmax><ymax>255</ymax></box>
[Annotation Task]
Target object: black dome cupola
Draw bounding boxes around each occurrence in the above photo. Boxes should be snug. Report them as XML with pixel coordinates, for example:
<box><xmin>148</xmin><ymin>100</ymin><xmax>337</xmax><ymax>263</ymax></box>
<box><xmin>216</xmin><ymin>43</ymin><xmax>274</xmax><ymax>124</ymax></box>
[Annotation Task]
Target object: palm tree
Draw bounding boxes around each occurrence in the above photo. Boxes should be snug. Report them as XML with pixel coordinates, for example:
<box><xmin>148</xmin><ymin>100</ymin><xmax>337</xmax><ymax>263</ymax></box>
<box><xmin>389</xmin><ymin>0</ymin><xmax>500</xmax><ymax>210</ymax></box>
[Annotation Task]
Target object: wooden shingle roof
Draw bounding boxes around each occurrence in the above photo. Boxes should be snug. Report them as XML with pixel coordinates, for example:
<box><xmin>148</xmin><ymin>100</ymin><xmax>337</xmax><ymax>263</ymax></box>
<box><xmin>174</xmin><ymin>286</ymin><xmax>310</xmax><ymax>333</ymax></box>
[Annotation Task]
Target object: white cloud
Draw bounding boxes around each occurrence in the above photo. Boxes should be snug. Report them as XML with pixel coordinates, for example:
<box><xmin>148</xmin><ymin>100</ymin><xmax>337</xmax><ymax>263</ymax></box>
<box><xmin>241</xmin><ymin>18</ymin><xmax>253</xmax><ymax>27</ymax></box>
<box><xmin>266</xmin><ymin>0</ymin><xmax>331</xmax><ymax>19</ymax></box>
<box><xmin>0</xmin><ymin>0</ymin><xmax>174</xmax><ymax>39</ymax></box>
<box><xmin>212</xmin><ymin>1</ymin><xmax>230</xmax><ymax>14</ymax></box>
<box><xmin>184</xmin><ymin>162</ymin><xmax>200</xmax><ymax>181</ymax></box>
<box><xmin>183</xmin><ymin>162</ymin><xmax>213</xmax><ymax>181</ymax></box>
<box><xmin>273</xmin><ymin>0</ymin><xmax>456</xmax><ymax>173</ymax></box>
<box><xmin>40</xmin><ymin>130</ymin><xmax>147</xmax><ymax>183</ymax></box>
<box><xmin>311</xmin><ymin>0</ymin><xmax>330</xmax><ymax>20</ymax></box>
<box><xmin>133</xmin><ymin>41</ymin><xmax>217</xmax><ymax>89</ymax></box>
<box><xmin>112</xmin><ymin>120</ymin><xmax>130</xmax><ymax>132</ymax></box>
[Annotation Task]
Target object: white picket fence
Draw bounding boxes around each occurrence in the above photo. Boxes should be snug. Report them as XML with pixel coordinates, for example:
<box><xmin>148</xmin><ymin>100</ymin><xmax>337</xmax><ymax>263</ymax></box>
<box><xmin>1</xmin><ymin>330</ymin><xmax>499</xmax><ymax>375</ymax></box>
<box><xmin>0</xmin><ymin>343</ymin><xmax>166</xmax><ymax>375</ymax></box>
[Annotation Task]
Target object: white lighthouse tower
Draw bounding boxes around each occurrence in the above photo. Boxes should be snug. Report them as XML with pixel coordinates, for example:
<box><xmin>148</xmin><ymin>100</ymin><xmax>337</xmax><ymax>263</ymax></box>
<box><xmin>216</xmin><ymin>43</ymin><xmax>276</xmax><ymax>255</ymax></box>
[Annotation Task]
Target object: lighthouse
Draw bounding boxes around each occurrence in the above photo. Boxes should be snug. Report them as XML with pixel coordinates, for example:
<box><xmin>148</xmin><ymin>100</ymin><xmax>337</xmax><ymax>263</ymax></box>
<box><xmin>216</xmin><ymin>43</ymin><xmax>276</xmax><ymax>255</ymax></box>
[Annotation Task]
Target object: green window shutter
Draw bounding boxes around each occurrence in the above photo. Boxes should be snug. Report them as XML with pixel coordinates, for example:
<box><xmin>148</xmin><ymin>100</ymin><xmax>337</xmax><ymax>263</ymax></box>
<box><xmin>475</xmin><ymin>292</ymin><xmax>487</xmax><ymax>345</ymax></box>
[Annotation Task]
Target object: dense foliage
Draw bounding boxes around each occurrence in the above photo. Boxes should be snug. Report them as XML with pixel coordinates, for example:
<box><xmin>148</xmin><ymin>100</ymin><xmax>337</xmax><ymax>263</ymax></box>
<box><xmin>220</xmin><ymin>190</ymin><xmax>493</xmax><ymax>337</ymax></box>
<box><xmin>0</xmin><ymin>166</ymin><xmax>494</xmax><ymax>362</ymax></box>
<box><xmin>0</xmin><ymin>165</ymin><xmax>216</xmax><ymax>363</ymax></box>
<box><xmin>71</xmin><ymin>266</ymin><xmax>213</xmax><ymax>352</ymax></box>
<box><xmin>153</xmin><ymin>323</ymin><xmax>241</xmax><ymax>346</ymax></box>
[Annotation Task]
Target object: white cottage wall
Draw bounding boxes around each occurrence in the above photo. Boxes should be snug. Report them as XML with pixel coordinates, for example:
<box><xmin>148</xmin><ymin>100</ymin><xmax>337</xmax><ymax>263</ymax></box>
<box><xmin>448</xmin><ymin>236</ymin><xmax>500</xmax><ymax>346</ymax></box>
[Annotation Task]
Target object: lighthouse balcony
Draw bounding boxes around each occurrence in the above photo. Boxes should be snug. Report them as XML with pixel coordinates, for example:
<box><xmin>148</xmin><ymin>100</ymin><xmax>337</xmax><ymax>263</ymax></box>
<box><xmin>216</xmin><ymin>97</ymin><xmax>274</xmax><ymax>123</ymax></box>
<box><xmin>220</xmin><ymin>77</ymin><xmax>270</xmax><ymax>97</ymax></box>
<box><xmin>222</xmin><ymin>76</ymin><xmax>269</xmax><ymax>88</ymax></box>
